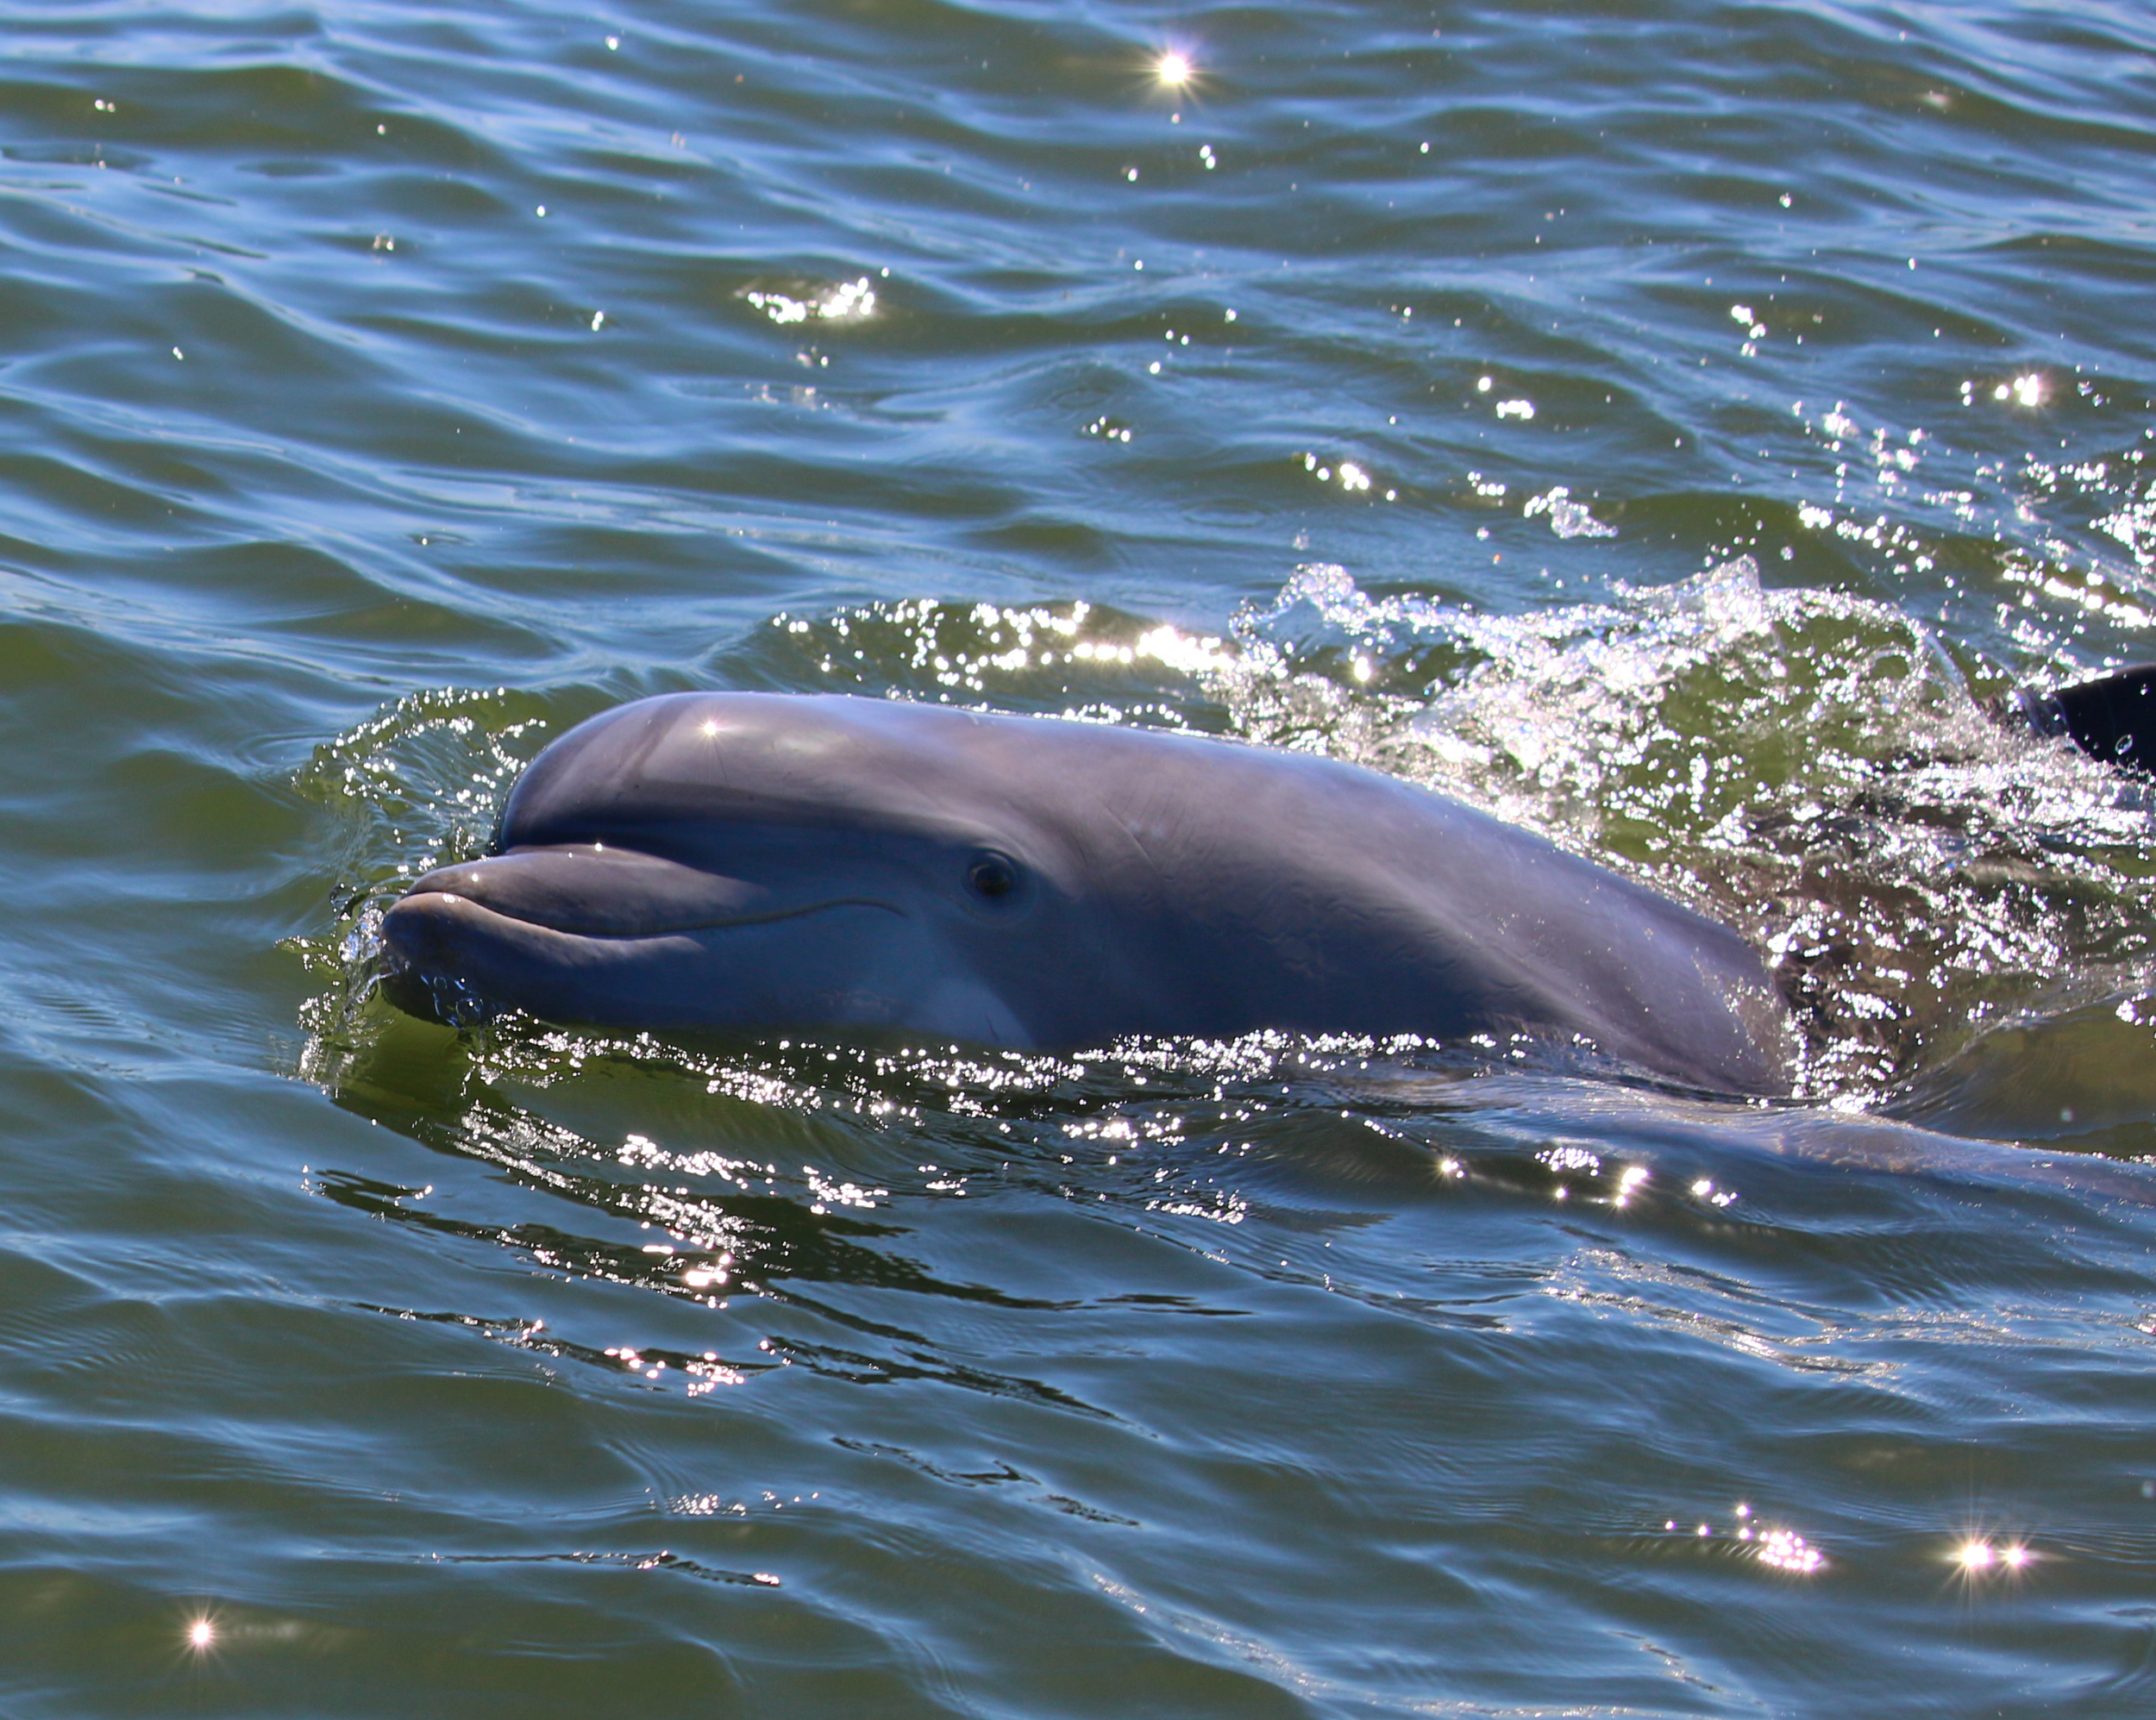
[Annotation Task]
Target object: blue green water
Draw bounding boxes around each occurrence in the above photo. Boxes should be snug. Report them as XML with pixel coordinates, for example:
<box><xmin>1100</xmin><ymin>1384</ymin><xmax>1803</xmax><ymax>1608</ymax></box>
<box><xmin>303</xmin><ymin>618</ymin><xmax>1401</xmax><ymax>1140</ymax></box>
<box><xmin>4</xmin><ymin>1</ymin><xmax>2156</xmax><ymax>1712</ymax></box>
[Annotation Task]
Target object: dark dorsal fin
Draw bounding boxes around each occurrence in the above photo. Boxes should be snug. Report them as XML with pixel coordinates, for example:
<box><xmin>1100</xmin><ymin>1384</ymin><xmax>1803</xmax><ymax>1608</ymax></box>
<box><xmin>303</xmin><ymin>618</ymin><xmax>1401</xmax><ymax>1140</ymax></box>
<box><xmin>2020</xmin><ymin>666</ymin><xmax>2156</xmax><ymax>773</ymax></box>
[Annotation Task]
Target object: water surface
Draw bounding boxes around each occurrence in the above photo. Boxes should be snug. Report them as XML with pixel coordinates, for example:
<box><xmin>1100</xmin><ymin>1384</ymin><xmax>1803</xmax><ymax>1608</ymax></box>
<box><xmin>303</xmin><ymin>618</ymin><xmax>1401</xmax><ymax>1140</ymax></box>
<box><xmin>3</xmin><ymin>2</ymin><xmax>2156</xmax><ymax>1713</ymax></box>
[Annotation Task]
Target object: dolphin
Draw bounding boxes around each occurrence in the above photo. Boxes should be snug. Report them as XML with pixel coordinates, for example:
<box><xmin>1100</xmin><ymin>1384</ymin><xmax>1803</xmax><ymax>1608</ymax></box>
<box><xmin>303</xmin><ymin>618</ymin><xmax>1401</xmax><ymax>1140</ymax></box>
<box><xmin>378</xmin><ymin>691</ymin><xmax>1796</xmax><ymax>1094</ymax></box>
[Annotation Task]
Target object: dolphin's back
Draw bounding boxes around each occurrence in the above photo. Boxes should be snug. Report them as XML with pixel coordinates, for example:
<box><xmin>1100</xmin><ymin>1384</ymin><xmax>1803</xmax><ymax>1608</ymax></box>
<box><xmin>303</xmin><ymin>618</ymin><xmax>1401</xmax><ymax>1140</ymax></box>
<box><xmin>952</xmin><ymin>711</ymin><xmax>1792</xmax><ymax>1091</ymax></box>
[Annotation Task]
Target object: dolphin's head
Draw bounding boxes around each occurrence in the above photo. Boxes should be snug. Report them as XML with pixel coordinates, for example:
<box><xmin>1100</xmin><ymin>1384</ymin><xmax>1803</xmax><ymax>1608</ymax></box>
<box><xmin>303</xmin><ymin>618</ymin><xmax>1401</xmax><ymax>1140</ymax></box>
<box><xmin>379</xmin><ymin>693</ymin><xmax>1089</xmax><ymax>1044</ymax></box>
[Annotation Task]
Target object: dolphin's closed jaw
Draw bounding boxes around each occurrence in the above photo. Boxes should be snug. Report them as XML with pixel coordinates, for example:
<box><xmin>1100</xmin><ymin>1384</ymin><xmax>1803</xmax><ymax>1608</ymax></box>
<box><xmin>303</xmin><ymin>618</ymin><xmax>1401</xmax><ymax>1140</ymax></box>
<box><xmin>395</xmin><ymin>844</ymin><xmax>776</xmax><ymax>937</ymax></box>
<box><xmin>377</xmin><ymin>886</ymin><xmax>712</xmax><ymax>1028</ymax></box>
<box><xmin>392</xmin><ymin>843</ymin><xmax>907</xmax><ymax>938</ymax></box>
<box><xmin>378</xmin><ymin>841</ymin><xmax>923</xmax><ymax>1030</ymax></box>
<box><xmin>379</xmin><ymin>841</ymin><xmax>901</xmax><ymax>1017</ymax></box>
<box><xmin>378</xmin><ymin>879</ymin><xmax>920</xmax><ymax>1032</ymax></box>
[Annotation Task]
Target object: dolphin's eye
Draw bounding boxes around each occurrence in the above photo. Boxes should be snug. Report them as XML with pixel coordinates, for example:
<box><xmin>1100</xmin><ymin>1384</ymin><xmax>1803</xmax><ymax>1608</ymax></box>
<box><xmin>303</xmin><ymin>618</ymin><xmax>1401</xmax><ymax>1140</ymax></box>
<box><xmin>966</xmin><ymin>852</ymin><xmax>1021</xmax><ymax>901</ymax></box>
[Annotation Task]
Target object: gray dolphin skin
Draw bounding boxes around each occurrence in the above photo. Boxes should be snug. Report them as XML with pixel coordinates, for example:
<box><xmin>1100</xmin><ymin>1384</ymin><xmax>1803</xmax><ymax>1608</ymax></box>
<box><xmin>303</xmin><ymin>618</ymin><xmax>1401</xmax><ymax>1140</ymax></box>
<box><xmin>379</xmin><ymin>691</ymin><xmax>1796</xmax><ymax>1094</ymax></box>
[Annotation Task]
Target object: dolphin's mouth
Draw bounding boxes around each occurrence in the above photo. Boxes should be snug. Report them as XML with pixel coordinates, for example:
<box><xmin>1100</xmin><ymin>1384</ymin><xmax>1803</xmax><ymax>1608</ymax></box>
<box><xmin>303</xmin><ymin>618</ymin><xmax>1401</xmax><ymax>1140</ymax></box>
<box><xmin>374</xmin><ymin>847</ymin><xmax>912</xmax><ymax>1029</ymax></box>
<box><xmin>393</xmin><ymin>885</ymin><xmax>901</xmax><ymax>941</ymax></box>
<box><xmin>385</xmin><ymin>844</ymin><xmax>904</xmax><ymax>942</ymax></box>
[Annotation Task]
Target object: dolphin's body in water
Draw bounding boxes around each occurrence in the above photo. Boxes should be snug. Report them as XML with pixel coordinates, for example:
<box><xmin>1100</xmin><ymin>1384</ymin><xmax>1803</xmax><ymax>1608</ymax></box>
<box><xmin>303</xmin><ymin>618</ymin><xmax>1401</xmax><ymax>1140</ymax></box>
<box><xmin>379</xmin><ymin>692</ymin><xmax>1796</xmax><ymax>1094</ymax></box>
<box><xmin>2020</xmin><ymin>664</ymin><xmax>2156</xmax><ymax>772</ymax></box>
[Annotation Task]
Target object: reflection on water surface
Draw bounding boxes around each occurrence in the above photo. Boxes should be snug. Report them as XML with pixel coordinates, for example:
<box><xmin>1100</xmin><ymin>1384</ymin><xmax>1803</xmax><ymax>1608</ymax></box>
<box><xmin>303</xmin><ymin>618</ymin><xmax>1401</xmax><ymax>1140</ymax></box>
<box><xmin>4</xmin><ymin>0</ymin><xmax>2156</xmax><ymax>1711</ymax></box>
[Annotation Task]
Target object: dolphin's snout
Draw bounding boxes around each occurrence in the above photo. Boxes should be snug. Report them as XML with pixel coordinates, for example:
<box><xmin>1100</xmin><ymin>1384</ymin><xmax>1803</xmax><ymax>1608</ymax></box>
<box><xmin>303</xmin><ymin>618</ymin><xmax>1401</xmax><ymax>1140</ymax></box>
<box><xmin>377</xmin><ymin>889</ymin><xmax>491</xmax><ymax>1023</ymax></box>
<box><xmin>396</xmin><ymin>845</ymin><xmax>773</xmax><ymax>938</ymax></box>
<box><xmin>379</xmin><ymin>881</ymin><xmax>477</xmax><ymax>951</ymax></box>
<box><xmin>374</xmin><ymin>848</ymin><xmax>937</xmax><ymax>1039</ymax></box>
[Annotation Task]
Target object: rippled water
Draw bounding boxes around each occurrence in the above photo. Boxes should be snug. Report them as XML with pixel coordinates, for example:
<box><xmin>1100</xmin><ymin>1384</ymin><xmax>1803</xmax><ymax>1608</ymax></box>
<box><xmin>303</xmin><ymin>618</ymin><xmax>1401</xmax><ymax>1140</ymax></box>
<box><xmin>6</xmin><ymin>2</ymin><xmax>2156</xmax><ymax>1713</ymax></box>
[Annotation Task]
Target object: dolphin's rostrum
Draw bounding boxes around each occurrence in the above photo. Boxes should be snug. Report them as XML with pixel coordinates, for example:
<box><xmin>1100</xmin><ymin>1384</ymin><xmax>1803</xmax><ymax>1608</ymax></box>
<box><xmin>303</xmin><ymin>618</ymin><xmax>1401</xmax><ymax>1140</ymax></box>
<box><xmin>379</xmin><ymin>691</ymin><xmax>1796</xmax><ymax>1093</ymax></box>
